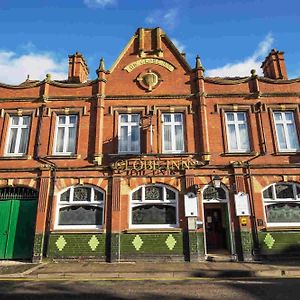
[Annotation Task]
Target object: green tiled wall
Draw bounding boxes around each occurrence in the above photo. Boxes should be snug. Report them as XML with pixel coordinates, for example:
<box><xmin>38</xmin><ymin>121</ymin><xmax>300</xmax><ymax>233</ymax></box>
<box><xmin>120</xmin><ymin>233</ymin><xmax>184</xmax><ymax>259</ymax></box>
<box><xmin>48</xmin><ymin>233</ymin><xmax>106</xmax><ymax>258</ymax></box>
<box><xmin>33</xmin><ymin>233</ymin><xmax>43</xmax><ymax>261</ymax></box>
<box><xmin>258</xmin><ymin>231</ymin><xmax>300</xmax><ymax>256</ymax></box>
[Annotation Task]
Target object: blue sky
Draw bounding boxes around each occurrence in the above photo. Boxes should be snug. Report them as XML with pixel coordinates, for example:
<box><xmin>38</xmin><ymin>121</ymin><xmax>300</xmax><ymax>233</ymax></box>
<box><xmin>0</xmin><ymin>0</ymin><xmax>299</xmax><ymax>84</ymax></box>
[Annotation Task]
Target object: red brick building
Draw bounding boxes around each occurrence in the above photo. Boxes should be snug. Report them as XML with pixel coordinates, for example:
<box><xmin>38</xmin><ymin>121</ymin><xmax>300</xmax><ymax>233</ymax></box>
<box><xmin>1</xmin><ymin>28</ymin><xmax>300</xmax><ymax>262</ymax></box>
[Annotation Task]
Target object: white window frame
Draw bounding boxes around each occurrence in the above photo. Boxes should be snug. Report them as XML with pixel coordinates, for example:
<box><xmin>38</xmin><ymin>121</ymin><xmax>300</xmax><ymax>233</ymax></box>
<box><xmin>55</xmin><ymin>185</ymin><xmax>105</xmax><ymax>230</ymax></box>
<box><xmin>273</xmin><ymin>111</ymin><xmax>300</xmax><ymax>152</ymax></box>
<box><xmin>162</xmin><ymin>113</ymin><xmax>185</xmax><ymax>153</ymax></box>
<box><xmin>53</xmin><ymin>114</ymin><xmax>78</xmax><ymax>155</ymax></box>
<box><xmin>118</xmin><ymin>114</ymin><xmax>140</xmax><ymax>154</ymax></box>
<box><xmin>263</xmin><ymin>182</ymin><xmax>300</xmax><ymax>227</ymax></box>
<box><xmin>5</xmin><ymin>115</ymin><xmax>31</xmax><ymax>156</ymax></box>
<box><xmin>225</xmin><ymin>111</ymin><xmax>250</xmax><ymax>153</ymax></box>
<box><xmin>130</xmin><ymin>184</ymin><xmax>179</xmax><ymax>229</ymax></box>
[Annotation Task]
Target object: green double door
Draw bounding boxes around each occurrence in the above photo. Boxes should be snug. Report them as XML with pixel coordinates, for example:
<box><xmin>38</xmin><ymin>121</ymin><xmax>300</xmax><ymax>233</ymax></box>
<box><xmin>0</xmin><ymin>199</ymin><xmax>37</xmax><ymax>259</ymax></box>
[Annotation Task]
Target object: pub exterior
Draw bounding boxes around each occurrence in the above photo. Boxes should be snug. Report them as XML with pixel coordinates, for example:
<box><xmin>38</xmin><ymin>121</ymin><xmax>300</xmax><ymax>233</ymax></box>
<box><xmin>1</xmin><ymin>27</ymin><xmax>300</xmax><ymax>262</ymax></box>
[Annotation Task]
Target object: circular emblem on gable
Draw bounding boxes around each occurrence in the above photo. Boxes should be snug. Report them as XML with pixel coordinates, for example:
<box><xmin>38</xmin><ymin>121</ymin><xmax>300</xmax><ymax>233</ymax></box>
<box><xmin>136</xmin><ymin>70</ymin><xmax>162</xmax><ymax>92</ymax></box>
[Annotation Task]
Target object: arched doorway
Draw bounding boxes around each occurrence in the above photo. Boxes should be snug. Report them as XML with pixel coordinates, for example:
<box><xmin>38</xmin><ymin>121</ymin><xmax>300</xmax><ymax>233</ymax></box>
<box><xmin>0</xmin><ymin>187</ymin><xmax>38</xmax><ymax>259</ymax></box>
<box><xmin>202</xmin><ymin>185</ymin><xmax>233</xmax><ymax>255</ymax></box>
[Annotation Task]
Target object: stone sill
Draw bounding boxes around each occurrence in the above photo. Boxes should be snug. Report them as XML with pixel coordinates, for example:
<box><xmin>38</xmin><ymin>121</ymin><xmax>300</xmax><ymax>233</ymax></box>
<box><xmin>260</xmin><ymin>227</ymin><xmax>300</xmax><ymax>232</ymax></box>
<box><xmin>108</xmin><ymin>153</ymin><xmax>197</xmax><ymax>158</ymax></box>
<box><xmin>0</xmin><ymin>155</ymin><xmax>31</xmax><ymax>160</ymax></box>
<box><xmin>221</xmin><ymin>151</ymin><xmax>258</xmax><ymax>157</ymax></box>
<box><xmin>50</xmin><ymin>229</ymin><xmax>105</xmax><ymax>234</ymax></box>
<box><xmin>45</xmin><ymin>154</ymin><xmax>81</xmax><ymax>159</ymax></box>
<box><xmin>124</xmin><ymin>228</ymin><xmax>182</xmax><ymax>234</ymax></box>
<box><xmin>272</xmin><ymin>152</ymin><xmax>300</xmax><ymax>156</ymax></box>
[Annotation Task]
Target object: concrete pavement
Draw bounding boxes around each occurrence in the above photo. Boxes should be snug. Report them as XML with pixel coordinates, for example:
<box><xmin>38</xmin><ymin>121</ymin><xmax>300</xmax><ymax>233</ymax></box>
<box><xmin>1</xmin><ymin>260</ymin><xmax>300</xmax><ymax>279</ymax></box>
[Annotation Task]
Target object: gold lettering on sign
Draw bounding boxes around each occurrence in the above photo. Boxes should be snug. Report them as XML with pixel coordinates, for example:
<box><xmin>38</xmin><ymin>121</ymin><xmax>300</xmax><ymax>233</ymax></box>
<box><xmin>124</xmin><ymin>59</ymin><xmax>175</xmax><ymax>72</ymax></box>
<box><xmin>110</xmin><ymin>158</ymin><xmax>202</xmax><ymax>172</ymax></box>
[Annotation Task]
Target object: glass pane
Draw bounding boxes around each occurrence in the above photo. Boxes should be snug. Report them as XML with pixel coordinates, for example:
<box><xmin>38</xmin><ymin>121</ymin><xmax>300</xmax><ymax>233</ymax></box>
<box><xmin>22</xmin><ymin>116</ymin><xmax>30</xmax><ymax>126</ymax></box>
<box><xmin>132</xmin><ymin>188</ymin><xmax>142</xmax><ymax>200</ymax></box>
<box><xmin>174</xmin><ymin>114</ymin><xmax>182</xmax><ymax>122</ymax></box>
<box><xmin>287</xmin><ymin>124</ymin><xmax>299</xmax><ymax>149</ymax></box>
<box><xmin>238</xmin><ymin>124</ymin><xmax>250</xmax><ymax>150</ymax></box>
<box><xmin>145</xmin><ymin>186</ymin><xmax>163</xmax><ymax>200</ymax></box>
<box><xmin>73</xmin><ymin>187</ymin><xmax>91</xmax><ymax>202</ymax></box>
<box><xmin>56</xmin><ymin>127</ymin><xmax>65</xmax><ymax>152</ymax></box>
<box><xmin>18</xmin><ymin>128</ymin><xmax>29</xmax><ymax>153</ymax></box>
<box><xmin>60</xmin><ymin>190</ymin><xmax>70</xmax><ymax>202</ymax></box>
<box><xmin>266</xmin><ymin>203</ymin><xmax>300</xmax><ymax>223</ymax></box>
<box><xmin>263</xmin><ymin>186</ymin><xmax>273</xmax><ymax>199</ymax></box>
<box><xmin>69</xmin><ymin>115</ymin><xmax>77</xmax><ymax>124</ymax></box>
<box><xmin>203</xmin><ymin>186</ymin><xmax>219</xmax><ymax>200</ymax></box>
<box><xmin>226</xmin><ymin>113</ymin><xmax>234</xmax><ymax>122</ymax></box>
<box><xmin>131</xmin><ymin>115</ymin><xmax>139</xmax><ymax>123</ymax></box>
<box><xmin>132</xmin><ymin>204</ymin><xmax>176</xmax><ymax>224</ymax></box>
<box><xmin>285</xmin><ymin>112</ymin><xmax>293</xmax><ymax>122</ymax></box>
<box><xmin>163</xmin><ymin>125</ymin><xmax>172</xmax><ymax>151</ymax></box>
<box><xmin>130</xmin><ymin>125</ymin><xmax>139</xmax><ymax>152</ymax></box>
<box><xmin>59</xmin><ymin>205</ymin><xmax>102</xmax><ymax>225</ymax></box>
<box><xmin>7</xmin><ymin>128</ymin><xmax>18</xmax><ymax>153</ymax></box>
<box><xmin>275</xmin><ymin>184</ymin><xmax>294</xmax><ymax>199</ymax></box>
<box><xmin>58</xmin><ymin>116</ymin><xmax>66</xmax><ymax>124</ymax></box>
<box><xmin>237</xmin><ymin>112</ymin><xmax>245</xmax><ymax>121</ymax></box>
<box><xmin>297</xmin><ymin>186</ymin><xmax>300</xmax><ymax>198</ymax></box>
<box><xmin>274</xmin><ymin>112</ymin><xmax>282</xmax><ymax>122</ymax></box>
<box><xmin>228</xmin><ymin>124</ymin><xmax>237</xmax><ymax>150</ymax></box>
<box><xmin>120</xmin><ymin>115</ymin><xmax>128</xmax><ymax>122</ymax></box>
<box><xmin>119</xmin><ymin>126</ymin><xmax>128</xmax><ymax>152</ymax></box>
<box><xmin>275</xmin><ymin>124</ymin><xmax>287</xmax><ymax>149</ymax></box>
<box><xmin>166</xmin><ymin>188</ymin><xmax>176</xmax><ymax>200</ymax></box>
<box><xmin>175</xmin><ymin>125</ymin><xmax>184</xmax><ymax>151</ymax></box>
<box><xmin>67</xmin><ymin>127</ymin><xmax>76</xmax><ymax>153</ymax></box>
<box><xmin>217</xmin><ymin>188</ymin><xmax>226</xmax><ymax>199</ymax></box>
<box><xmin>163</xmin><ymin>114</ymin><xmax>171</xmax><ymax>123</ymax></box>
<box><xmin>11</xmin><ymin>117</ymin><xmax>19</xmax><ymax>125</ymax></box>
<box><xmin>94</xmin><ymin>189</ymin><xmax>103</xmax><ymax>201</ymax></box>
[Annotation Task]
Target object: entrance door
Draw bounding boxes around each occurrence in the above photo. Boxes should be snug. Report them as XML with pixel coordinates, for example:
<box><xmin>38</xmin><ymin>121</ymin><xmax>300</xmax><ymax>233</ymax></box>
<box><xmin>0</xmin><ymin>188</ymin><xmax>38</xmax><ymax>260</ymax></box>
<box><xmin>204</xmin><ymin>206</ymin><xmax>227</xmax><ymax>251</ymax></box>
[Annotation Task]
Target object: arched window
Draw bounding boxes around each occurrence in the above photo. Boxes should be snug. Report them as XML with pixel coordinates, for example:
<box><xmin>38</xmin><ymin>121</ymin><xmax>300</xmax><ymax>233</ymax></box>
<box><xmin>263</xmin><ymin>182</ymin><xmax>300</xmax><ymax>226</ymax></box>
<box><xmin>203</xmin><ymin>185</ymin><xmax>227</xmax><ymax>201</ymax></box>
<box><xmin>130</xmin><ymin>184</ymin><xmax>178</xmax><ymax>228</ymax></box>
<box><xmin>56</xmin><ymin>185</ymin><xmax>105</xmax><ymax>229</ymax></box>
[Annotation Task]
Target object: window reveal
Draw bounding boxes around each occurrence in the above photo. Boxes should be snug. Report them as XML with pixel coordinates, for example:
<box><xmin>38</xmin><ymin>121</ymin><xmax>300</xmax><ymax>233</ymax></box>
<box><xmin>225</xmin><ymin>112</ymin><xmax>250</xmax><ymax>152</ymax></box>
<box><xmin>118</xmin><ymin>114</ymin><xmax>140</xmax><ymax>154</ymax></box>
<box><xmin>54</xmin><ymin>115</ymin><xmax>78</xmax><ymax>155</ymax></box>
<box><xmin>5</xmin><ymin>116</ymin><xmax>31</xmax><ymax>156</ymax></box>
<box><xmin>131</xmin><ymin>185</ymin><xmax>178</xmax><ymax>227</ymax></box>
<box><xmin>56</xmin><ymin>185</ymin><xmax>104</xmax><ymax>228</ymax></box>
<box><xmin>273</xmin><ymin>111</ymin><xmax>300</xmax><ymax>152</ymax></box>
<box><xmin>263</xmin><ymin>182</ymin><xmax>300</xmax><ymax>225</ymax></box>
<box><xmin>162</xmin><ymin>113</ymin><xmax>184</xmax><ymax>153</ymax></box>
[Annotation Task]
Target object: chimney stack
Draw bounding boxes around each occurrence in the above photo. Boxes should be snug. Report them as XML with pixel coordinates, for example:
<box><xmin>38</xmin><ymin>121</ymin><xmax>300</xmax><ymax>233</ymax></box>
<box><xmin>68</xmin><ymin>52</ymin><xmax>89</xmax><ymax>83</ymax></box>
<box><xmin>261</xmin><ymin>49</ymin><xmax>288</xmax><ymax>80</ymax></box>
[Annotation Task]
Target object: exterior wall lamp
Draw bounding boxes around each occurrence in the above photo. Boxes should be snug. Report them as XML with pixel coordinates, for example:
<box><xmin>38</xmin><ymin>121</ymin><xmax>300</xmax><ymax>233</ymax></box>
<box><xmin>212</xmin><ymin>175</ymin><xmax>222</xmax><ymax>188</ymax></box>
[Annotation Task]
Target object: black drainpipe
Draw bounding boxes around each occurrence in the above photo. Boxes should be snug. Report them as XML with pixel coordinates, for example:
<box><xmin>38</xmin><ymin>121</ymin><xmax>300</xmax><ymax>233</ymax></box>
<box><xmin>34</xmin><ymin>104</ymin><xmax>57</xmax><ymax>258</ymax></box>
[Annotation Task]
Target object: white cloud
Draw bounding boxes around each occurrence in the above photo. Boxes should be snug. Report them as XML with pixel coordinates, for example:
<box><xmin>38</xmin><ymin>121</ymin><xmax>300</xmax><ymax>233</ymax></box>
<box><xmin>146</xmin><ymin>8</ymin><xmax>179</xmax><ymax>29</ymax></box>
<box><xmin>0</xmin><ymin>50</ymin><xmax>67</xmax><ymax>85</ymax></box>
<box><xmin>83</xmin><ymin>0</ymin><xmax>116</xmax><ymax>8</ymax></box>
<box><xmin>206</xmin><ymin>33</ymin><xmax>274</xmax><ymax>77</ymax></box>
<box><xmin>171</xmin><ymin>38</ymin><xmax>185</xmax><ymax>53</ymax></box>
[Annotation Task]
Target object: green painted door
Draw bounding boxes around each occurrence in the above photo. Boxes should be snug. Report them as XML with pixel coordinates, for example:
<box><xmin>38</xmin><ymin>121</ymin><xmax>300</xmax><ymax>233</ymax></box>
<box><xmin>0</xmin><ymin>198</ymin><xmax>37</xmax><ymax>259</ymax></box>
<box><xmin>0</xmin><ymin>200</ymin><xmax>12</xmax><ymax>258</ymax></box>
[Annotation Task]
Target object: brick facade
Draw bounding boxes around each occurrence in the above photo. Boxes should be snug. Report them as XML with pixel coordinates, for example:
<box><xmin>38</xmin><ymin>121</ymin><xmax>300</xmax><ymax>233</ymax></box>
<box><xmin>1</xmin><ymin>28</ymin><xmax>300</xmax><ymax>262</ymax></box>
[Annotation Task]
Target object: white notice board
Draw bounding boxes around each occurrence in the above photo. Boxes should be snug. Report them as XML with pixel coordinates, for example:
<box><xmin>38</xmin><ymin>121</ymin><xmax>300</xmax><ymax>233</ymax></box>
<box><xmin>234</xmin><ymin>192</ymin><xmax>251</xmax><ymax>216</ymax></box>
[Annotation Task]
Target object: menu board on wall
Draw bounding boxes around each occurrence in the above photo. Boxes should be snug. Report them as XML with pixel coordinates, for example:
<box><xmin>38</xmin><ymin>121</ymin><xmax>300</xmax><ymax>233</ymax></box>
<box><xmin>234</xmin><ymin>192</ymin><xmax>251</xmax><ymax>216</ymax></box>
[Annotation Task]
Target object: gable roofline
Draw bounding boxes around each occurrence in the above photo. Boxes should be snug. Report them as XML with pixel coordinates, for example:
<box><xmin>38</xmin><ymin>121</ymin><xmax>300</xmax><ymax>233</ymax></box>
<box><xmin>161</xmin><ymin>32</ymin><xmax>192</xmax><ymax>73</ymax></box>
<box><xmin>109</xmin><ymin>27</ymin><xmax>192</xmax><ymax>73</ymax></box>
<box><xmin>109</xmin><ymin>33</ymin><xmax>137</xmax><ymax>73</ymax></box>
